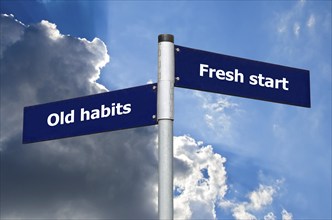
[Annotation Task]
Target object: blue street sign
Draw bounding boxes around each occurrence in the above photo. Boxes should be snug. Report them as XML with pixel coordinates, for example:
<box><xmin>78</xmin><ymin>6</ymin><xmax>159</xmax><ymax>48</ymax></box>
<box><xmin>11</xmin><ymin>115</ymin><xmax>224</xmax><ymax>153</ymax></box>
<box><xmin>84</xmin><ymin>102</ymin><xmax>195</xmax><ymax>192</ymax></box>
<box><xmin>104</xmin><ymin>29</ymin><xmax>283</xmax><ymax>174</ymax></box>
<box><xmin>175</xmin><ymin>45</ymin><xmax>311</xmax><ymax>108</ymax></box>
<box><xmin>23</xmin><ymin>84</ymin><xmax>157</xmax><ymax>143</ymax></box>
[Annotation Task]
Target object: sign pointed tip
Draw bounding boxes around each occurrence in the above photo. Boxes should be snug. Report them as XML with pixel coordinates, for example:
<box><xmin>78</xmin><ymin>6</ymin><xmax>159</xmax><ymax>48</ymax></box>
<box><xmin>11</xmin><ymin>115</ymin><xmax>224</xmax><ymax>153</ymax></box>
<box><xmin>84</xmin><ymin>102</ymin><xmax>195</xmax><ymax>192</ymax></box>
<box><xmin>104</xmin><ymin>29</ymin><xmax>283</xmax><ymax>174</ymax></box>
<box><xmin>158</xmin><ymin>34</ymin><xmax>174</xmax><ymax>43</ymax></box>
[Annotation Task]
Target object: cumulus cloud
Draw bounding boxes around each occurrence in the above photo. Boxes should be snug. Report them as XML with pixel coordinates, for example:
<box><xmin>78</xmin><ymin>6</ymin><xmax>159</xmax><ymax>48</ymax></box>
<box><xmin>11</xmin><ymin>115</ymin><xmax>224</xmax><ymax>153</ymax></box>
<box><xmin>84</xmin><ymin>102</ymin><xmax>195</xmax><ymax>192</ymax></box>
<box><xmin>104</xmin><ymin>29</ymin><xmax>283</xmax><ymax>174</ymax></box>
<box><xmin>248</xmin><ymin>184</ymin><xmax>275</xmax><ymax>210</ymax></box>
<box><xmin>0</xmin><ymin>13</ymin><xmax>110</xmax><ymax>150</ymax></box>
<box><xmin>173</xmin><ymin>135</ymin><xmax>228</xmax><ymax>219</ymax></box>
<box><xmin>0</xmin><ymin>14</ymin><xmax>26</xmax><ymax>58</ymax></box>
<box><xmin>281</xmin><ymin>209</ymin><xmax>293</xmax><ymax>220</ymax></box>
<box><xmin>1</xmin><ymin>14</ymin><xmax>293</xmax><ymax>220</ymax></box>
<box><xmin>218</xmin><ymin>180</ymin><xmax>290</xmax><ymax>220</ymax></box>
<box><xmin>264</xmin><ymin>212</ymin><xmax>276</xmax><ymax>220</ymax></box>
<box><xmin>231</xmin><ymin>204</ymin><xmax>256</xmax><ymax>220</ymax></box>
<box><xmin>172</xmin><ymin>136</ymin><xmax>293</xmax><ymax>220</ymax></box>
<box><xmin>0</xmin><ymin>14</ymin><xmax>157</xmax><ymax>219</ymax></box>
<box><xmin>229</xmin><ymin>185</ymin><xmax>274</xmax><ymax>219</ymax></box>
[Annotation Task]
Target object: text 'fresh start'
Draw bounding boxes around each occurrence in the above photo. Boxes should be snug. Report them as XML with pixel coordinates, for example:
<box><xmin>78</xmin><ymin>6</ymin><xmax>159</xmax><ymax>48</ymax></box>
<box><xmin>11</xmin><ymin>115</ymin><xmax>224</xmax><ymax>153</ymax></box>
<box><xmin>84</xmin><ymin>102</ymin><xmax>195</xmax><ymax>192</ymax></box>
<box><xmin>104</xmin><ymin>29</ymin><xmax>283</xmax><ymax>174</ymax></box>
<box><xmin>200</xmin><ymin>64</ymin><xmax>289</xmax><ymax>90</ymax></box>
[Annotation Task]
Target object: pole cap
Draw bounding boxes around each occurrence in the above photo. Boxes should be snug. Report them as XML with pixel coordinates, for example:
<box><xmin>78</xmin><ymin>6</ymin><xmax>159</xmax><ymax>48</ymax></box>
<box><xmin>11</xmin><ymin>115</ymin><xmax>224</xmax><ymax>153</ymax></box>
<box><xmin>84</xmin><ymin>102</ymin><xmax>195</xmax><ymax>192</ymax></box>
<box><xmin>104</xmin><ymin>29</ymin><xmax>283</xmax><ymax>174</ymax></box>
<box><xmin>158</xmin><ymin>34</ymin><xmax>174</xmax><ymax>43</ymax></box>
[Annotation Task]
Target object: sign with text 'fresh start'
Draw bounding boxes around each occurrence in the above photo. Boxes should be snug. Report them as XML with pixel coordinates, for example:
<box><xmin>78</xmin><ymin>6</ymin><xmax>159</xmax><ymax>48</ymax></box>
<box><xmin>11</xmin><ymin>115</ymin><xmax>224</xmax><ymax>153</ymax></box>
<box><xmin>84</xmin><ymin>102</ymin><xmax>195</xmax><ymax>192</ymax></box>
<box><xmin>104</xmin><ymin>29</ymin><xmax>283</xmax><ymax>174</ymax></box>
<box><xmin>23</xmin><ymin>84</ymin><xmax>157</xmax><ymax>143</ymax></box>
<box><xmin>174</xmin><ymin>45</ymin><xmax>311</xmax><ymax>108</ymax></box>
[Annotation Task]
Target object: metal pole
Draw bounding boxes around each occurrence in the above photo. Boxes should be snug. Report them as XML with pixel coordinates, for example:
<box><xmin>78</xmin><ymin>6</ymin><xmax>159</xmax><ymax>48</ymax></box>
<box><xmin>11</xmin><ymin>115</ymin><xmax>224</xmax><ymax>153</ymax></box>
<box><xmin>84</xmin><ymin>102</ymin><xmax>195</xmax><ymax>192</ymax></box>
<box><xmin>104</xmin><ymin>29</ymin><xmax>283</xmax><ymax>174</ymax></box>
<box><xmin>157</xmin><ymin>34</ymin><xmax>174</xmax><ymax>220</ymax></box>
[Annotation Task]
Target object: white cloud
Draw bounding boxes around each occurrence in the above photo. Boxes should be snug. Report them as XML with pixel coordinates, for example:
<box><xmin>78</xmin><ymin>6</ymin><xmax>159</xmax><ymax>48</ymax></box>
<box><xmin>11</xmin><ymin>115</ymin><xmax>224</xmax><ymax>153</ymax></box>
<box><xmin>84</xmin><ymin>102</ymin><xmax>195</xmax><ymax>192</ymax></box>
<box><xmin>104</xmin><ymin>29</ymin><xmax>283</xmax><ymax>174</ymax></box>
<box><xmin>293</xmin><ymin>22</ymin><xmax>301</xmax><ymax>37</ymax></box>
<box><xmin>40</xmin><ymin>20</ymin><xmax>62</xmax><ymax>40</ymax></box>
<box><xmin>173</xmin><ymin>135</ymin><xmax>228</xmax><ymax>219</ymax></box>
<box><xmin>0</xmin><ymin>14</ymin><xmax>157</xmax><ymax>219</ymax></box>
<box><xmin>248</xmin><ymin>184</ymin><xmax>275</xmax><ymax>210</ymax></box>
<box><xmin>194</xmin><ymin>92</ymin><xmax>242</xmax><ymax>144</ymax></box>
<box><xmin>274</xmin><ymin>0</ymin><xmax>318</xmax><ymax>41</ymax></box>
<box><xmin>0</xmin><ymin>14</ymin><xmax>296</xmax><ymax>220</ymax></box>
<box><xmin>204</xmin><ymin>114</ymin><xmax>214</xmax><ymax>128</ymax></box>
<box><xmin>264</xmin><ymin>212</ymin><xmax>276</xmax><ymax>220</ymax></box>
<box><xmin>307</xmin><ymin>14</ymin><xmax>315</xmax><ymax>28</ymax></box>
<box><xmin>219</xmin><ymin>179</ymin><xmax>289</xmax><ymax>220</ymax></box>
<box><xmin>268</xmin><ymin>3</ymin><xmax>331</xmax><ymax>217</ymax></box>
<box><xmin>232</xmin><ymin>204</ymin><xmax>257</xmax><ymax>220</ymax></box>
<box><xmin>173</xmin><ymin>135</ymin><xmax>293</xmax><ymax>220</ymax></box>
<box><xmin>281</xmin><ymin>209</ymin><xmax>293</xmax><ymax>220</ymax></box>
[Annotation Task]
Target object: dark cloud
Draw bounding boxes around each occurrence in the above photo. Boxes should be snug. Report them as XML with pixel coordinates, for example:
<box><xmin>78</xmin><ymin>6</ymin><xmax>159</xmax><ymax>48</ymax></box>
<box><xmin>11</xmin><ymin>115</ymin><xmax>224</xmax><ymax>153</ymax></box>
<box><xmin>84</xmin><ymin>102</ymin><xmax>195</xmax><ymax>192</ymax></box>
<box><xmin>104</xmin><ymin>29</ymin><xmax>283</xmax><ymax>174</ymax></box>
<box><xmin>0</xmin><ymin>14</ymin><xmax>290</xmax><ymax>220</ymax></box>
<box><xmin>0</xmin><ymin>14</ymin><xmax>158</xmax><ymax>219</ymax></box>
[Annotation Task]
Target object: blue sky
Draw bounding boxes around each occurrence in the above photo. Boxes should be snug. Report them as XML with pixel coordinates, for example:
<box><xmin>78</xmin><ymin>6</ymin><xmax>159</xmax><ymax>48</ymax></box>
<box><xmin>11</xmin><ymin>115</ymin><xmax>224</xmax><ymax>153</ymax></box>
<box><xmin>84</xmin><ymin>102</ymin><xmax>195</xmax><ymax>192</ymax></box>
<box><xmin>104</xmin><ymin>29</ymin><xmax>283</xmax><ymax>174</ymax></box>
<box><xmin>1</xmin><ymin>1</ymin><xmax>331</xmax><ymax>219</ymax></box>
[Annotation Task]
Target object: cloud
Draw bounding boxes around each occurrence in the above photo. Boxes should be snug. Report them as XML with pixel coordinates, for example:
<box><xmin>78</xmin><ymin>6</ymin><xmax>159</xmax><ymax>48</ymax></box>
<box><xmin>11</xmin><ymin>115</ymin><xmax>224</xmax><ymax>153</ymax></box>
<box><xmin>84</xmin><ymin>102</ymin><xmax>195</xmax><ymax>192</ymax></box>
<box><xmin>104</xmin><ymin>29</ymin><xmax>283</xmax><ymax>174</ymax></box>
<box><xmin>281</xmin><ymin>209</ymin><xmax>293</xmax><ymax>220</ymax></box>
<box><xmin>264</xmin><ymin>210</ymin><xmax>293</xmax><ymax>220</ymax></box>
<box><xmin>232</xmin><ymin>204</ymin><xmax>257</xmax><ymax>220</ymax></box>
<box><xmin>248</xmin><ymin>184</ymin><xmax>275</xmax><ymax>210</ymax></box>
<box><xmin>0</xmin><ymin>14</ymin><xmax>158</xmax><ymax>219</ymax></box>
<box><xmin>307</xmin><ymin>14</ymin><xmax>315</xmax><ymax>28</ymax></box>
<box><xmin>271</xmin><ymin>0</ymin><xmax>329</xmax><ymax>63</ymax></box>
<box><xmin>173</xmin><ymin>135</ymin><xmax>292</xmax><ymax>220</ymax></box>
<box><xmin>264</xmin><ymin>212</ymin><xmax>276</xmax><ymax>220</ymax></box>
<box><xmin>173</xmin><ymin>135</ymin><xmax>228</xmax><ymax>219</ymax></box>
<box><xmin>219</xmin><ymin>180</ymin><xmax>290</xmax><ymax>220</ymax></box>
<box><xmin>0</xmin><ymin>13</ymin><xmax>110</xmax><ymax>150</ymax></box>
<box><xmin>293</xmin><ymin>22</ymin><xmax>301</xmax><ymax>37</ymax></box>
<box><xmin>0</xmin><ymin>14</ymin><xmax>26</xmax><ymax>59</ymax></box>
<box><xmin>275</xmin><ymin>0</ymin><xmax>307</xmax><ymax>37</ymax></box>
<box><xmin>267</xmin><ymin>2</ymin><xmax>331</xmax><ymax>217</ymax></box>
<box><xmin>1</xmin><ymin>14</ymin><xmax>295</xmax><ymax>220</ymax></box>
<box><xmin>271</xmin><ymin>0</ymin><xmax>330</xmax><ymax>64</ymax></box>
<box><xmin>194</xmin><ymin>92</ymin><xmax>242</xmax><ymax>144</ymax></box>
<box><xmin>229</xmin><ymin>184</ymin><xmax>275</xmax><ymax>219</ymax></box>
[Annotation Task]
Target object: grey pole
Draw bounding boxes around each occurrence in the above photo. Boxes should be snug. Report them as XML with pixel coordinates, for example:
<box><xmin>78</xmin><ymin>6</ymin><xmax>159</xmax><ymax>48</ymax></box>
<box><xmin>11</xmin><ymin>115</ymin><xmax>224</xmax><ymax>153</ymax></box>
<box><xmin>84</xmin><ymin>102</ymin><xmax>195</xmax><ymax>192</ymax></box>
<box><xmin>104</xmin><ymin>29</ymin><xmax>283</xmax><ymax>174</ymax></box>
<box><xmin>157</xmin><ymin>34</ymin><xmax>174</xmax><ymax>220</ymax></box>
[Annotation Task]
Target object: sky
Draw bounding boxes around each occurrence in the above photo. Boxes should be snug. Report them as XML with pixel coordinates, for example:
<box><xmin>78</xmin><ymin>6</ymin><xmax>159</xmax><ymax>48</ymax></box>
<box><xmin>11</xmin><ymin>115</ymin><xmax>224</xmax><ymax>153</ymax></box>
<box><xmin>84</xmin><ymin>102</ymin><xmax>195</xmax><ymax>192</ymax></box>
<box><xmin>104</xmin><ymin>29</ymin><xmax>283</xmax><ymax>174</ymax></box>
<box><xmin>0</xmin><ymin>1</ymin><xmax>331</xmax><ymax>220</ymax></box>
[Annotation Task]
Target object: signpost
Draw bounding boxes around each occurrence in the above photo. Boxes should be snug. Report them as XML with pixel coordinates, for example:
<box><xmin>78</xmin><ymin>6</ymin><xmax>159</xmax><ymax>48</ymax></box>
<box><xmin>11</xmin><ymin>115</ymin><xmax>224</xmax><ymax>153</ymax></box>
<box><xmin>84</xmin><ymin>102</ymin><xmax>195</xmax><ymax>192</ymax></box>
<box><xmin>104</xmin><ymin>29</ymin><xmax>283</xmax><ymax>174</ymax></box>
<box><xmin>175</xmin><ymin>45</ymin><xmax>311</xmax><ymax>108</ymax></box>
<box><xmin>22</xmin><ymin>34</ymin><xmax>311</xmax><ymax>220</ymax></box>
<box><xmin>23</xmin><ymin>84</ymin><xmax>157</xmax><ymax>143</ymax></box>
<box><xmin>157</xmin><ymin>34</ymin><xmax>175</xmax><ymax>220</ymax></box>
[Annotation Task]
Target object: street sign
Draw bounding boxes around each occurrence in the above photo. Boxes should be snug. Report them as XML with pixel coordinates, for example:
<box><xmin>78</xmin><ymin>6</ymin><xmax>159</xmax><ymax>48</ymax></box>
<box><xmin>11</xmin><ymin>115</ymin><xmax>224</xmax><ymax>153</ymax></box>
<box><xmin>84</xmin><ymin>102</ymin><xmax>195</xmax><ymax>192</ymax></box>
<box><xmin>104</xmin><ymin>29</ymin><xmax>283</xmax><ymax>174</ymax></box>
<box><xmin>174</xmin><ymin>45</ymin><xmax>311</xmax><ymax>108</ymax></box>
<box><xmin>23</xmin><ymin>84</ymin><xmax>157</xmax><ymax>143</ymax></box>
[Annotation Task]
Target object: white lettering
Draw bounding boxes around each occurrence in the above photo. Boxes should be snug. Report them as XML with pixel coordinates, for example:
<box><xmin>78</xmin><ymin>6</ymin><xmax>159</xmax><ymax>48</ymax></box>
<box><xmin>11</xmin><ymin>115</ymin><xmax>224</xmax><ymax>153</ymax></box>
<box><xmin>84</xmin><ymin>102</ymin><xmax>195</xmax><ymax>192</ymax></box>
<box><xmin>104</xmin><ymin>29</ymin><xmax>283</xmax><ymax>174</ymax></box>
<box><xmin>200</xmin><ymin>64</ymin><xmax>209</xmax><ymax>77</ymax></box>
<box><xmin>216</xmin><ymin>69</ymin><xmax>225</xmax><ymax>80</ymax></box>
<box><xmin>234</xmin><ymin>69</ymin><xmax>244</xmax><ymax>83</ymax></box>
<box><xmin>91</xmin><ymin>109</ymin><xmax>100</xmax><ymax>120</ymax></box>
<box><xmin>199</xmin><ymin>64</ymin><xmax>244</xmax><ymax>83</ymax></box>
<box><xmin>80</xmin><ymin>108</ymin><xmax>90</xmax><ymax>121</ymax></box>
<box><xmin>209</xmin><ymin>68</ymin><xmax>216</xmax><ymax>78</ymax></box>
<box><xmin>249</xmin><ymin>74</ymin><xmax>289</xmax><ymax>90</ymax></box>
<box><xmin>111</xmin><ymin>103</ymin><xmax>116</xmax><ymax>116</ymax></box>
<box><xmin>80</xmin><ymin>103</ymin><xmax>132</xmax><ymax>122</ymax></box>
<box><xmin>225</xmin><ymin>71</ymin><xmax>233</xmax><ymax>81</ymax></box>
<box><xmin>281</xmin><ymin>78</ymin><xmax>289</xmax><ymax>90</ymax></box>
<box><xmin>116</xmin><ymin>103</ymin><xmax>123</xmax><ymax>115</ymax></box>
<box><xmin>101</xmin><ymin>104</ymin><xmax>110</xmax><ymax>118</ymax></box>
<box><xmin>47</xmin><ymin>110</ymin><xmax>74</xmax><ymax>127</ymax></box>
<box><xmin>60</xmin><ymin>111</ymin><xmax>64</xmax><ymax>125</ymax></box>
<box><xmin>65</xmin><ymin>110</ymin><xmax>75</xmax><ymax>124</ymax></box>
<box><xmin>123</xmin><ymin>104</ymin><xmax>132</xmax><ymax>114</ymax></box>
<box><xmin>249</xmin><ymin>75</ymin><xmax>258</xmax><ymax>85</ymax></box>
<box><xmin>47</xmin><ymin>113</ymin><xmax>59</xmax><ymax>126</ymax></box>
